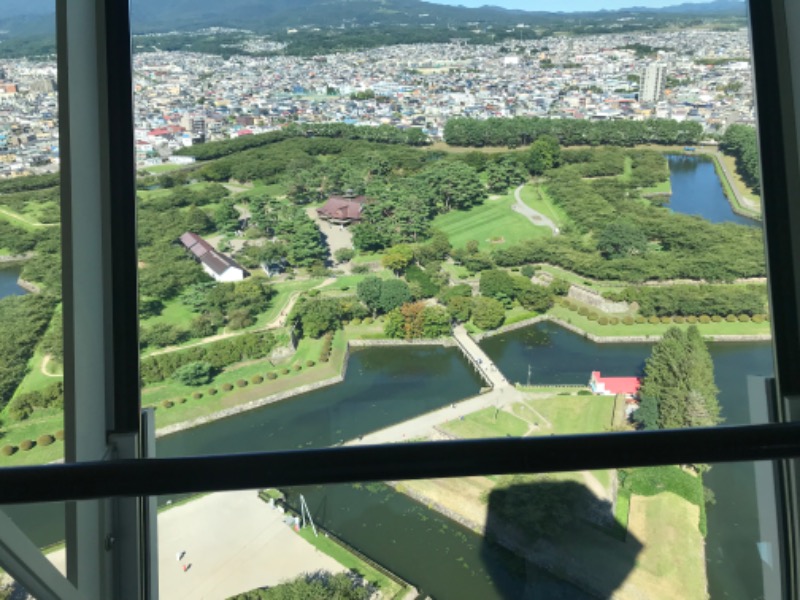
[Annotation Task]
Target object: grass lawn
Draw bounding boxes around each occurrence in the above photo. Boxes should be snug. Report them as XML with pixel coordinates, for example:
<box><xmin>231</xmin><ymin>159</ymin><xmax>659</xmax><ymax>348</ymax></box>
<box><xmin>518</xmin><ymin>184</ymin><xmax>571</xmax><ymax>228</ymax></box>
<box><xmin>625</xmin><ymin>492</ymin><xmax>707</xmax><ymax>600</ymax></box>
<box><xmin>252</xmin><ymin>278</ymin><xmax>324</xmax><ymax>327</ymax></box>
<box><xmin>548</xmin><ymin>304</ymin><xmax>772</xmax><ymax>338</ymax></box>
<box><xmin>11</xmin><ymin>349</ymin><xmax>63</xmax><ymax>397</ymax></box>
<box><xmin>325</xmin><ymin>271</ymin><xmax>392</xmax><ymax>292</ymax></box>
<box><xmin>504</xmin><ymin>306</ymin><xmax>538</xmax><ymax>326</ymax></box>
<box><xmin>0</xmin><ymin>207</ymin><xmax>43</xmax><ymax>230</ymax></box>
<box><xmin>432</xmin><ymin>193</ymin><xmax>550</xmax><ymax>251</ymax></box>
<box><xmin>440</xmin><ymin>407</ymin><xmax>529</xmax><ymax>439</ymax></box>
<box><xmin>143</xmin><ymin>163</ymin><xmax>188</xmax><ymax>174</ymax></box>
<box><xmin>440</xmin><ymin>260</ymin><xmax>472</xmax><ymax>282</ymax></box>
<box><xmin>618</xmin><ymin>155</ymin><xmax>633</xmax><ymax>183</ymax></box>
<box><xmin>524</xmin><ymin>395</ymin><xmax>615</xmax><ymax>436</ymax></box>
<box><xmin>140</xmin><ymin>298</ymin><xmax>199</xmax><ymax>331</ymax></box>
<box><xmin>717</xmin><ymin>152</ymin><xmax>761</xmax><ymax>206</ymax></box>
<box><xmin>295</xmin><ymin>527</ymin><xmax>405</xmax><ymax>599</ymax></box>
<box><xmin>351</xmin><ymin>251</ymin><xmax>384</xmax><ymax>264</ymax></box>
<box><xmin>640</xmin><ymin>179</ymin><xmax>672</xmax><ymax>195</ymax></box>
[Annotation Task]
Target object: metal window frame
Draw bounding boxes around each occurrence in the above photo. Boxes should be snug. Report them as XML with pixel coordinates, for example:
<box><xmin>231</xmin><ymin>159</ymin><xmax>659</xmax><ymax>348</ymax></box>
<box><xmin>0</xmin><ymin>0</ymin><xmax>799</xmax><ymax>598</ymax></box>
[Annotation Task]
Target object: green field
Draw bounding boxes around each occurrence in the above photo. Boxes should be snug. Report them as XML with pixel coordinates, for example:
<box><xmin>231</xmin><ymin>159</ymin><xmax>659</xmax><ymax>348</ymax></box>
<box><xmin>143</xmin><ymin>163</ymin><xmax>189</xmax><ymax>174</ymax></box>
<box><xmin>441</xmin><ymin>407</ymin><xmax>529</xmax><ymax>439</ymax></box>
<box><xmin>524</xmin><ymin>395</ymin><xmax>614</xmax><ymax>435</ymax></box>
<box><xmin>518</xmin><ymin>184</ymin><xmax>571</xmax><ymax>228</ymax></box>
<box><xmin>432</xmin><ymin>193</ymin><xmax>550</xmax><ymax>250</ymax></box>
<box><xmin>640</xmin><ymin>179</ymin><xmax>672</xmax><ymax>195</ymax></box>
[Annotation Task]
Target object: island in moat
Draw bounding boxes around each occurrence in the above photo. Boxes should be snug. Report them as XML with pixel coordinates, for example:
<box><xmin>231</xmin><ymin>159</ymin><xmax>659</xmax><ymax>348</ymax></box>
<box><xmin>0</xmin><ymin>119</ymin><xmax>765</xmax><ymax>599</ymax></box>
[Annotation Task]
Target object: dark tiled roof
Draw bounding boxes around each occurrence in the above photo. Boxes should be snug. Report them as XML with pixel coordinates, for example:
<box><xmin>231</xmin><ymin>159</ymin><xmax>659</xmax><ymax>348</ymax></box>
<box><xmin>317</xmin><ymin>196</ymin><xmax>367</xmax><ymax>221</ymax></box>
<box><xmin>179</xmin><ymin>231</ymin><xmax>244</xmax><ymax>276</ymax></box>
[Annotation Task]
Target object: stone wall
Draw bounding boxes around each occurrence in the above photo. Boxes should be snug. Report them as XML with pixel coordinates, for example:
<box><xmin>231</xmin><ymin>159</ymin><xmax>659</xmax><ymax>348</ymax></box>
<box><xmin>348</xmin><ymin>338</ymin><xmax>455</xmax><ymax>348</ymax></box>
<box><xmin>568</xmin><ymin>285</ymin><xmax>629</xmax><ymax>314</ymax></box>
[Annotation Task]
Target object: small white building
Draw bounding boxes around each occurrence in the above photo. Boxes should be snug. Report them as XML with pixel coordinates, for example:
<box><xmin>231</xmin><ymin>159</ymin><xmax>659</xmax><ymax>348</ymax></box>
<box><xmin>179</xmin><ymin>232</ymin><xmax>246</xmax><ymax>282</ymax></box>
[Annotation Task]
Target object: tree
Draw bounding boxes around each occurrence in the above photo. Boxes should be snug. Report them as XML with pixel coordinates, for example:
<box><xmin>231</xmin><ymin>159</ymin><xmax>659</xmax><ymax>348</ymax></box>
<box><xmin>471</xmin><ymin>296</ymin><xmax>506</xmax><ymax>330</ymax></box>
<box><xmin>231</xmin><ymin>571</ymin><xmax>371</xmax><ymax>600</ymax></box>
<box><xmin>637</xmin><ymin>326</ymin><xmax>721</xmax><ymax>430</ymax></box>
<box><xmin>513</xmin><ymin>278</ymin><xmax>554</xmax><ymax>312</ymax></box>
<box><xmin>214</xmin><ymin>200</ymin><xmax>240</xmax><ymax>233</ymax></box>
<box><xmin>378</xmin><ymin>279</ymin><xmax>412</xmax><ymax>314</ymax></box>
<box><xmin>422</xmin><ymin>305</ymin><xmax>451</xmax><ymax>337</ymax></box>
<box><xmin>420</xmin><ymin>161</ymin><xmax>486</xmax><ymax>213</ymax></box>
<box><xmin>596</xmin><ymin>220</ymin><xmax>648</xmax><ymax>259</ymax></box>
<box><xmin>293</xmin><ymin>297</ymin><xmax>342</xmax><ymax>338</ymax></box>
<box><xmin>633</xmin><ymin>395</ymin><xmax>660</xmax><ymax>430</ymax></box>
<box><xmin>381</xmin><ymin>244</ymin><xmax>415</xmax><ymax>274</ymax></box>
<box><xmin>357</xmin><ymin>276</ymin><xmax>384</xmax><ymax>316</ymax></box>
<box><xmin>526</xmin><ymin>134</ymin><xmax>561</xmax><ymax>175</ymax></box>
<box><xmin>479</xmin><ymin>269</ymin><xmax>516</xmax><ymax>307</ymax></box>
<box><xmin>172</xmin><ymin>361</ymin><xmax>214</xmax><ymax>386</ymax></box>
<box><xmin>334</xmin><ymin>248</ymin><xmax>355</xmax><ymax>264</ymax></box>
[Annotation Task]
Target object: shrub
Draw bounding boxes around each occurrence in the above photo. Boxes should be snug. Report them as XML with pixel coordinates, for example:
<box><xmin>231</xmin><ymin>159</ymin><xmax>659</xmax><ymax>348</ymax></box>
<box><xmin>726</xmin><ymin>314</ymin><xmax>737</xmax><ymax>323</ymax></box>
<box><xmin>520</xmin><ymin>265</ymin><xmax>536</xmax><ymax>278</ymax></box>
<box><xmin>208</xmin><ymin>388</ymin><xmax>217</xmax><ymax>395</ymax></box>
<box><xmin>686</xmin><ymin>316</ymin><xmax>698</xmax><ymax>324</ymax></box>
<box><xmin>266</xmin><ymin>372</ymin><xmax>277</xmax><ymax>380</ymax></box>
<box><xmin>19</xmin><ymin>440</ymin><xmax>34</xmax><ymax>451</ymax></box>
<box><xmin>738</xmin><ymin>314</ymin><xmax>751</xmax><ymax>322</ymax></box>
<box><xmin>587</xmin><ymin>312</ymin><xmax>599</xmax><ymax>321</ymax></box>
<box><xmin>752</xmin><ymin>314</ymin><xmax>764</xmax><ymax>323</ymax></box>
<box><xmin>172</xmin><ymin>361</ymin><xmax>215</xmax><ymax>386</ymax></box>
<box><xmin>351</xmin><ymin>264</ymin><xmax>370</xmax><ymax>274</ymax></box>
<box><xmin>179</xmin><ymin>397</ymin><xmax>188</xmax><ymax>404</ymax></box>
<box><xmin>598</xmin><ymin>317</ymin><xmax>609</xmax><ymax>325</ymax></box>
<box><xmin>55</xmin><ymin>430</ymin><xmax>64</xmax><ymax>440</ymax></box>
<box><xmin>1</xmin><ymin>445</ymin><xmax>16</xmax><ymax>456</ymax></box>
<box><xmin>648</xmin><ymin>316</ymin><xmax>660</xmax><ymax>325</ymax></box>
<box><xmin>622</xmin><ymin>316</ymin><xmax>634</xmax><ymax>325</ymax></box>
<box><xmin>162</xmin><ymin>400</ymin><xmax>174</xmax><ymax>408</ymax></box>
<box><xmin>306</xmin><ymin>360</ymin><xmax>315</xmax><ymax>367</ymax></box>
<box><xmin>673</xmin><ymin>316</ymin><xmax>685</xmax><ymax>324</ymax></box>
<box><xmin>320</xmin><ymin>356</ymin><xmax>329</xmax><ymax>363</ymax></box>
<box><xmin>221</xmin><ymin>382</ymin><xmax>233</xmax><ymax>391</ymax></box>
<box><xmin>251</xmin><ymin>375</ymin><xmax>264</xmax><ymax>384</ymax></box>
<box><xmin>236</xmin><ymin>379</ymin><xmax>248</xmax><ymax>387</ymax></box>
<box><xmin>362</xmin><ymin>317</ymin><xmax>373</xmax><ymax>325</ymax></box>
<box><xmin>577</xmin><ymin>307</ymin><xmax>590</xmax><ymax>317</ymax></box>
<box><xmin>635</xmin><ymin>316</ymin><xmax>646</xmax><ymax>324</ymax></box>
<box><xmin>577</xmin><ymin>390</ymin><xmax>593</xmax><ymax>396</ymax></box>
<box><xmin>712</xmin><ymin>315</ymin><xmax>723</xmax><ymax>323</ymax></box>
<box><xmin>293</xmin><ymin>364</ymin><xmax>302</xmax><ymax>371</ymax></box>
<box><xmin>350</xmin><ymin>318</ymin><xmax>362</xmax><ymax>326</ymax></box>
<box><xmin>660</xmin><ymin>316</ymin><xmax>671</xmax><ymax>324</ymax></box>
<box><xmin>281</xmin><ymin>368</ymin><xmax>290</xmax><ymax>375</ymax></box>
<box><xmin>37</xmin><ymin>434</ymin><xmax>55</xmax><ymax>447</ymax></box>
<box><xmin>192</xmin><ymin>392</ymin><xmax>203</xmax><ymax>399</ymax></box>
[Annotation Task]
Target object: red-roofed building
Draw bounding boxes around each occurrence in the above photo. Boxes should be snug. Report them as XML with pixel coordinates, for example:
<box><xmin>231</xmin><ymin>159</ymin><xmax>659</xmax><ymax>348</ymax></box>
<box><xmin>589</xmin><ymin>371</ymin><xmax>641</xmax><ymax>398</ymax></box>
<box><xmin>317</xmin><ymin>194</ymin><xmax>369</xmax><ymax>226</ymax></box>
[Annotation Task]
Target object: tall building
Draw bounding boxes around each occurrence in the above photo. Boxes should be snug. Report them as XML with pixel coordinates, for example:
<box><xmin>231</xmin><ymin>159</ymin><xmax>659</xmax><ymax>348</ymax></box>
<box><xmin>640</xmin><ymin>63</ymin><xmax>667</xmax><ymax>104</ymax></box>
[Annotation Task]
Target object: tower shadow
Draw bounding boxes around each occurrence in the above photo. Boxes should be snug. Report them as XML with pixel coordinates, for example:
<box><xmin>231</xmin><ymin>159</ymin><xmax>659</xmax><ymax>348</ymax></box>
<box><xmin>481</xmin><ymin>477</ymin><xmax>643</xmax><ymax>599</ymax></box>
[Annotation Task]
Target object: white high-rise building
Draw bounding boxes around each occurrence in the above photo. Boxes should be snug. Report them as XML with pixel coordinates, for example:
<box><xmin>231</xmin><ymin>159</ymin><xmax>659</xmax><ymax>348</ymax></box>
<box><xmin>640</xmin><ymin>63</ymin><xmax>667</xmax><ymax>103</ymax></box>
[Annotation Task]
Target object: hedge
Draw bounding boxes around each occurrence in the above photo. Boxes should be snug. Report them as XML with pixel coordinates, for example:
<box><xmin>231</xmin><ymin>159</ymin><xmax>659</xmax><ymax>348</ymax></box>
<box><xmin>236</xmin><ymin>379</ymin><xmax>248</xmax><ymax>388</ymax></box>
<box><xmin>162</xmin><ymin>400</ymin><xmax>174</xmax><ymax>408</ymax></box>
<box><xmin>208</xmin><ymin>388</ymin><xmax>218</xmax><ymax>395</ymax></box>
<box><xmin>1</xmin><ymin>445</ymin><xmax>15</xmax><ymax>456</ymax></box>
<box><xmin>37</xmin><ymin>434</ymin><xmax>55</xmax><ymax>447</ymax></box>
<box><xmin>252</xmin><ymin>375</ymin><xmax>264</xmax><ymax>384</ymax></box>
<box><xmin>192</xmin><ymin>392</ymin><xmax>203</xmax><ymax>399</ymax></box>
<box><xmin>19</xmin><ymin>440</ymin><xmax>34</xmax><ymax>451</ymax></box>
<box><xmin>267</xmin><ymin>372</ymin><xmax>277</xmax><ymax>380</ymax></box>
<box><xmin>222</xmin><ymin>383</ymin><xmax>234</xmax><ymax>391</ymax></box>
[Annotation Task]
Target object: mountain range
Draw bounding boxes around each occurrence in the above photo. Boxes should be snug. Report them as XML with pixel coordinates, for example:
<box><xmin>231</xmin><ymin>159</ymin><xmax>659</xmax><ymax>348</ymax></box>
<box><xmin>0</xmin><ymin>0</ymin><xmax>747</xmax><ymax>38</ymax></box>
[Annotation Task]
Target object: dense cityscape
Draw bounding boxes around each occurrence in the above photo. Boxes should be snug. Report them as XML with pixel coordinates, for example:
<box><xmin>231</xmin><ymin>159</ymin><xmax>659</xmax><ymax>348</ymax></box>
<box><xmin>0</xmin><ymin>28</ymin><xmax>754</xmax><ymax>175</ymax></box>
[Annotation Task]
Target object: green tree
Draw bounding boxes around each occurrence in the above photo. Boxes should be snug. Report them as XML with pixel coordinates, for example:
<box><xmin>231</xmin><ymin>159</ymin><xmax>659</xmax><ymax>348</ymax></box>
<box><xmin>381</xmin><ymin>244</ymin><xmax>415</xmax><ymax>274</ymax></box>
<box><xmin>526</xmin><ymin>134</ymin><xmax>562</xmax><ymax>175</ymax></box>
<box><xmin>513</xmin><ymin>278</ymin><xmax>554</xmax><ymax>312</ymax></box>
<box><xmin>357</xmin><ymin>276</ymin><xmax>384</xmax><ymax>316</ymax></box>
<box><xmin>422</xmin><ymin>305</ymin><xmax>451</xmax><ymax>337</ymax></box>
<box><xmin>596</xmin><ymin>220</ymin><xmax>648</xmax><ymax>259</ymax></box>
<box><xmin>479</xmin><ymin>269</ymin><xmax>516</xmax><ymax>306</ymax></box>
<box><xmin>214</xmin><ymin>200</ymin><xmax>240</xmax><ymax>233</ymax></box>
<box><xmin>333</xmin><ymin>248</ymin><xmax>355</xmax><ymax>263</ymax></box>
<box><xmin>378</xmin><ymin>279</ymin><xmax>412</xmax><ymax>314</ymax></box>
<box><xmin>172</xmin><ymin>361</ymin><xmax>214</xmax><ymax>386</ymax></box>
<box><xmin>421</xmin><ymin>161</ymin><xmax>486</xmax><ymax>213</ymax></box>
<box><xmin>633</xmin><ymin>395</ymin><xmax>660</xmax><ymax>430</ymax></box>
<box><xmin>471</xmin><ymin>296</ymin><xmax>506</xmax><ymax>330</ymax></box>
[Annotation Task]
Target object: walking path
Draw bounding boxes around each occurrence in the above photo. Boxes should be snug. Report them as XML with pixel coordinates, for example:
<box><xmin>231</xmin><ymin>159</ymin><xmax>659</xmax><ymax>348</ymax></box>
<box><xmin>452</xmin><ymin>324</ymin><xmax>508</xmax><ymax>388</ymax></box>
<box><xmin>512</xmin><ymin>184</ymin><xmax>559</xmax><ymax>235</ymax></box>
<box><xmin>45</xmin><ymin>490</ymin><xmax>345</xmax><ymax>600</ymax></box>
<box><xmin>305</xmin><ymin>206</ymin><xmax>354</xmax><ymax>258</ymax></box>
<box><xmin>711</xmin><ymin>150</ymin><xmax>761</xmax><ymax>214</ymax></box>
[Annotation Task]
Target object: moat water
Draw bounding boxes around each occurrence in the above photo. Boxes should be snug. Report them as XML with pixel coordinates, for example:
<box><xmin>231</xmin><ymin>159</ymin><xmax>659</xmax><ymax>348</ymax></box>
<box><xmin>0</xmin><ymin>266</ymin><xmax>25</xmax><ymax>299</ymax></box>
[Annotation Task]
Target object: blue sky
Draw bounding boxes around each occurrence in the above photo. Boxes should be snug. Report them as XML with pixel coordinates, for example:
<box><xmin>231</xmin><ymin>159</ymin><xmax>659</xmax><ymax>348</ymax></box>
<box><xmin>428</xmin><ymin>0</ymin><xmax>710</xmax><ymax>11</ymax></box>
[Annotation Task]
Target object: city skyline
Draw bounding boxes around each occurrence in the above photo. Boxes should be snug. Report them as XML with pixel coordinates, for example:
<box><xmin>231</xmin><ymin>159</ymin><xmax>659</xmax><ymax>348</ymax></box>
<box><xmin>430</xmin><ymin>0</ymin><xmax>725</xmax><ymax>11</ymax></box>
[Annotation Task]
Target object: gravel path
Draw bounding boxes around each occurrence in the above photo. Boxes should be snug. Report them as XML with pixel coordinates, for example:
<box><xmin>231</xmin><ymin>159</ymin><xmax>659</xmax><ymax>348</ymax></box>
<box><xmin>512</xmin><ymin>185</ymin><xmax>559</xmax><ymax>235</ymax></box>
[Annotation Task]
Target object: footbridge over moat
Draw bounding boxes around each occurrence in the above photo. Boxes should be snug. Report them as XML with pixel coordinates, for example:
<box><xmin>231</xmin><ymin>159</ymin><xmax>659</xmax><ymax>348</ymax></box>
<box><xmin>451</xmin><ymin>324</ymin><xmax>509</xmax><ymax>389</ymax></box>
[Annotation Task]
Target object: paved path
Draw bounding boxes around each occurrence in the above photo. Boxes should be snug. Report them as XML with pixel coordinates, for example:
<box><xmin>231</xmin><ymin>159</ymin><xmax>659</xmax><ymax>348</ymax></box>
<box><xmin>46</xmin><ymin>490</ymin><xmax>345</xmax><ymax>600</ymax></box>
<box><xmin>512</xmin><ymin>185</ymin><xmax>559</xmax><ymax>235</ymax></box>
<box><xmin>711</xmin><ymin>150</ymin><xmax>761</xmax><ymax>214</ymax></box>
<box><xmin>305</xmin><ymin>206</ymin><xmax>354</xmax><ymax>259</ymax></box>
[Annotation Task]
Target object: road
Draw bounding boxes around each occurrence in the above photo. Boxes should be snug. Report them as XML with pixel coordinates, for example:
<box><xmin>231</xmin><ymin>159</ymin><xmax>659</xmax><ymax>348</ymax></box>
<box><xmin>512</xmin><ymin>184</ymin><xmax>559</xmax><ymax>235</ymax></box>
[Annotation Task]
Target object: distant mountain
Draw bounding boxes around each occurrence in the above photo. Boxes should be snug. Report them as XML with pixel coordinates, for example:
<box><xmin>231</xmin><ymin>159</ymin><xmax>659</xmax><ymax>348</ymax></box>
<box><xmin>0</xmin><ymin>0</ymin><xmax>747</xmax><ymax>40</ymax></box>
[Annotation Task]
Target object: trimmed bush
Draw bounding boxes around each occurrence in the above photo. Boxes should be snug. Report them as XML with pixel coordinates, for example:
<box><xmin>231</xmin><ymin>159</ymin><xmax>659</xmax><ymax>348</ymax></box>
<box><xmin>350</xmin><ymin>318</ymin><xmax>362</xmax><ymax>326</ymax></box>
<box><xmin>266</xmin><ymin>372</ymin><xmax>277</xmax><ymax>380</ymax></box>
<box><xmin>673</xmin><ymin>316</ymin><xmax>685</xmax><ymax>324</ymax></box>
<box><xmin>1</xmin><ymin>445</ymin><xmax>16</xmax><ymax>456</ymax></box>
<box><xmin>281</xmin><ymin>368</ymin><xmax>290</xmax><ymax>375</ymax></box>
<box><xmin>577</xmin><ymin>390</ymin><xmax>593</xmax><ymax>396</ymax></box>
<box><xmin>587</xmin><ymin>312</ymin><xmax>599</xmax><ymax>321</ymax></box>
<box><xmin>712</xmin><ymin>315</ymin><xmax>723</xmax><ymax>323</ymax></box>
<box><xmin>362</xmin><ymin>317</ymin><xmax>373</xmax><ymax>325</ymax></box>
<box><xmin>752</xmin><ymin>314</ymin><xmax>764</xmax><ymax>323</ymax></box>
<box><xmin>660</xmin><ymin>316</ymin><xmax>672</xmax><ymax>324</ymax></box>
<box><xmin>699</xmin><ymin>315</ymin><xmax>711</xmax><ymax>324</ymax></box>
<box><xmin>598</xmin><ymin>317</ymin><xmax>609</xmax><ymax>325</ymax></box>
<box><xmin>208</xmin><ymin>388</ymin><xmax>218</xmax><ymax>395</ymax></box>
<box><xmin>236</xmin><ymin>379</ymin><xmax>248</xmax><ymax>387</ymax></box>
<box><xmin>648</xmin><ymin>316</ymin><xmax>660</xmax><ymax>325</ymax></box>
<box><xmin>738</xmin><ymin>314</ymin><xmax>751</xmax><ymax>322</ymax></box>
<box><xmin>162</xmin><ymin>400</ymin><xmax>174</xmax><ymax>408</ymax></box>
<box><xmin>293</xmin><ymin>364</ymin><xmax>302</xmax><ymax>372</ymax></box>
<box><xmin>192</xmin><ymin>392</ymin><xmax>203</xmax><ymax>399</ymax></box>
<box><xmin>20</xmin><ymin>440</ymin><xmax>35</xmax><ymax>451</ymax></box>
<box><xmin>609</xmin><ymin>317</ymin><xmax>620</xmax><ymax>325</ymax></box>
<box><xmin>623</xmin><ymin>316</ymin><xmax>634</xmax><ymax>325</ymax></box>
<box><xmin>320</xmin><ymin>356</ymin><xmax>329</xmax><ymax>363</ymax></box>
<box><xmin>306</xmin><ymin>360</ymin><xmax>315</xmax><ymax>367</ymax></box>
<box><xmin>37</xmin><ymin>434</ymin><xmax>55</xmax><ymax>447</ymax></box>
<box><xmin>179</xmin><ymin>397</ymin><xmax>188</xmax><ymax>404</ymax></box>
<box><xmin>635</xmin><ymin>316</ymin><xmax>646</xmax><ymax>324</ymax></box>
<box><xmin>686</xmin><ymin>316</ymin><xmax>698</xmax><ymax>324</ymax></box>
<box><xmin>252</xmin><ymin>375</ymin><xmax>264</xmax><ymax>384</ymax></box>
<box><xmin>577</xmin><ymin>307</ymin><xmax>590</xmax><ymax>317</ymax></box>
<box><xmin>726</xmin><ymin>314</ymin><xmax>737</xmax><ymax>323</ymax></box>
<box><xmin>221</xmin><ymin>382</ymin><xmax>234</xmax><ymax>391</ymax></box>
<box><xmin>55</xmin><ymin>430</ymin><xmax>65</xmax><ymax>440</ymax></box>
